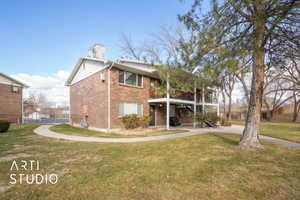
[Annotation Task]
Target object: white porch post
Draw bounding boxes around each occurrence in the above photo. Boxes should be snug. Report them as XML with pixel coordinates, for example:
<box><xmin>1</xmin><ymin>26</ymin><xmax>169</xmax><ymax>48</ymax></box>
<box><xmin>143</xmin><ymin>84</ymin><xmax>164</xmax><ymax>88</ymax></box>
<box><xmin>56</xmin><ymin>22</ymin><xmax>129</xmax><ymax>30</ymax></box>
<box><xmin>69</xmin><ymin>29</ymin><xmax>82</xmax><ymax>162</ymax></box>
<box><xmin>202</xmin><ymin>85</ymin><xmax>205</xmax><ymax>114</ymax></box>
<box><xmin>166</xmin><ymin>73</ymin><xmax>170</xmax><ymax>130</ymax></box>
<box><xmin>193</xmin><ymin>81</ymin><xmax>197</xmax><ymax>128</ymax></box>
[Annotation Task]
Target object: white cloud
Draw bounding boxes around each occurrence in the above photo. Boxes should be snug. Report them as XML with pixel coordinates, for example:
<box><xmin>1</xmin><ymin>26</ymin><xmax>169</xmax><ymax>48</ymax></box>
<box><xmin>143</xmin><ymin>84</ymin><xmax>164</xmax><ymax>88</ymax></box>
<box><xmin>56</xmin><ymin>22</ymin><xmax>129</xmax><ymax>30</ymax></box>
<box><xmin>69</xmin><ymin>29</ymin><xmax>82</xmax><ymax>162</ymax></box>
<box><xmin>11</xmin><ymin>70</ymin><xmax>70</xmax><ymax>106</ymax></box>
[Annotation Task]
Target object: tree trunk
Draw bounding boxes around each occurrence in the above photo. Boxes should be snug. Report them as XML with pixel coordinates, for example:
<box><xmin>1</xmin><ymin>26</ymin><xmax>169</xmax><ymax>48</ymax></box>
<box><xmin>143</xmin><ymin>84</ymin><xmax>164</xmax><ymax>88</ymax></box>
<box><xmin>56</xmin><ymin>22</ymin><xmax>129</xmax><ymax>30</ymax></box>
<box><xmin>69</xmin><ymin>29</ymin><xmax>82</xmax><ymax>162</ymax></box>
<box><xmin>292</xmin><ymin>100</ymin><xmax>300</xmax><ymax>122</ymax></box>
<box><xmin>227</xmin><ymin>95</ymin><xmax>232</xmax><ymax>121</ymax></box>
<box><xmin>238</xmin><ymin>19</ymin><xmax>265</xmax><ymax>149</ymax></box>
<box><xmin>292</xmin><ymin>110</ymin><xmax>298</xmax><ymax>122</ymax></box>
<box><xmin>269</xmin><ymin>110</ymin><xmax>275</xmax><ymax>121</ymax></box>
<box><xmin>221</xmin><ymin>90</ymin><xmax>226</xmax><ymax>118</ymax></box>
<box><xmin>238</xmin><ymin>58</ymin><xmax>264</xmax><ymax>149</ymax></box>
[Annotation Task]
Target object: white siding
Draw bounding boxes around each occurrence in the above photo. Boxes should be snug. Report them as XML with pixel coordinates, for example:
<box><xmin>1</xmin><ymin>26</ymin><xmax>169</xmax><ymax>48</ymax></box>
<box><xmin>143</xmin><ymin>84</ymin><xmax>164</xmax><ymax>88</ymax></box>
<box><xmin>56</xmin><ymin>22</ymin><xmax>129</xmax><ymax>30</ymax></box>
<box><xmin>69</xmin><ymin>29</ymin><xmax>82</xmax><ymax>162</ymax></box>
<box><xmin>0</xmin><ymin>75</ymin><xmax>22</xmax><ymax>86</ymax></box>
<box><xmin>71</xmin><ymin>60</ymin><xmax>106</xmax><ymax>85</ymax></box>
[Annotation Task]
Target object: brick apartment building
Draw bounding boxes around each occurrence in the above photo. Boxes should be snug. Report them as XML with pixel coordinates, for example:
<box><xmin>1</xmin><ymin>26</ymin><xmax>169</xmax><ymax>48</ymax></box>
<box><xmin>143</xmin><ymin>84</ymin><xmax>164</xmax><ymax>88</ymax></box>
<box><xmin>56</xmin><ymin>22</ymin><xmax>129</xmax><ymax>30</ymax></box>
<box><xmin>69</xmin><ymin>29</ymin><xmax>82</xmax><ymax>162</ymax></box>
<box><xmin>0</xmin><ymin>72</ymin><xmax>28</xmax><ymax>123</ymax></box>
<box><xmin>66</xmin><ymin>44</ymin><xmax>219</xmax><ymax>132</ymax></box>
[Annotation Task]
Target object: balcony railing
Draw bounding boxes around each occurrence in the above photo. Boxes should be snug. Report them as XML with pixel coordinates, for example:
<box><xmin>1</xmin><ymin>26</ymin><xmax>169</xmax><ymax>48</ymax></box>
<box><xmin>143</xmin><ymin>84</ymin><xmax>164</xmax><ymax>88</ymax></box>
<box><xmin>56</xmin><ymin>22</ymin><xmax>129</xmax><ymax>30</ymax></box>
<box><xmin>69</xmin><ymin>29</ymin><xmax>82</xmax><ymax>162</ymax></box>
<box><xmin>149</xmin><ymin>89</ymin><xmax>218</xmax><ymax>104</ymax></box>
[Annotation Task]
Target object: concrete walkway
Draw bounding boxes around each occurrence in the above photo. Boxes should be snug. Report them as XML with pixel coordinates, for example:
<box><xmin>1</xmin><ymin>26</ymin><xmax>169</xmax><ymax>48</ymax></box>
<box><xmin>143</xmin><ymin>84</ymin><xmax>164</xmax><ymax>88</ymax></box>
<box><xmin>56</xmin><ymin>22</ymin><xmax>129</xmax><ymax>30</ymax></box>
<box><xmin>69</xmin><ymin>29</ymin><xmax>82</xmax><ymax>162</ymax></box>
<box><xmin>34</xmin><ymin>125</ymin><xmax>300</xmax><ymax>149</ymax></box>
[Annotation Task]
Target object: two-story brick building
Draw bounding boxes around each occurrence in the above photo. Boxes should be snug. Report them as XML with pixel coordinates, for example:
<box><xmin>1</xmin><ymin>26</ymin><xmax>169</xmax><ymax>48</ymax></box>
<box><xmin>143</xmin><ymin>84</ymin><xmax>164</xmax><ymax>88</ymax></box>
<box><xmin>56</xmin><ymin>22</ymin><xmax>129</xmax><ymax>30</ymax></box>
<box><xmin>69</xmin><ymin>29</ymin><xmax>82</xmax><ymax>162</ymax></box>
<box><xmin>0</xmin><ymin>72</ymin><xmax>28</xmax><ymax>123</ymax></box>
<box><xmin>66</xmin><ymin>44</ymin><xmax>219</xmax><ymax>132</ymax></box>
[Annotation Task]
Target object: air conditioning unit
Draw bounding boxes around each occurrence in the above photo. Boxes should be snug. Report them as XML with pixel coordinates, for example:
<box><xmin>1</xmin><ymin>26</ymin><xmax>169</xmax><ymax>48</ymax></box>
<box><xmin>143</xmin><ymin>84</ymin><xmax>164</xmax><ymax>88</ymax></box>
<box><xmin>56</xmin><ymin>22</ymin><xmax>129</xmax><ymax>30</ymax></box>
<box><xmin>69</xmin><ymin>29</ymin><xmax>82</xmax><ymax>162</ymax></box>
<box><xmin>100</xmin><ymin>72</ymin><xmax>105</xmax><ymax>81</ymax></box>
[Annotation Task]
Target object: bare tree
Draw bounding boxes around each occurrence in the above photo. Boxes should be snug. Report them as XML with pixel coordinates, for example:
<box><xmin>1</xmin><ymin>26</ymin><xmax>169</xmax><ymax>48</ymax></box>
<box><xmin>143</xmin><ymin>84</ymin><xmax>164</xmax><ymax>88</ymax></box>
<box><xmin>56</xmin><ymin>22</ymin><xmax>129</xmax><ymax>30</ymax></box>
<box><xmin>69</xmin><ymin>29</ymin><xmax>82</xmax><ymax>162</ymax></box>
<box><xmin>119</xmin><ymin>33</ymin><xmax>144</xmax><ymax>61</ymax></box>
<box><xmin>283</xmin><ymin>61</ymin><xmax>300</xmax><ymax>121</ymax></box>
<box><xmin>234</xmin><ymin>57</ymin><xmax>252</xmax><ymax>104</ymax></box>
<box><xmin>24</xmin><ymin>92</ymin><xmax>52</xmax><ymax>117</ymax></box>
<box><xmin>291</xmin><ymin>88</ymin><xmax>300</xmax><ymax>122</ymax></box>
<box><xmin>222</xmin><ymin>72</ymin><xmax>237</xmax><ymax>121</ymax></box>
<box><xmin>119</xmin><ymin>25</ymin><xmax>187</xmax><ymax>65</ymax></box>
<box><xmin>263</xmin><ymin>68</ymin><xmax>294</xmax><ymax>120</ymax></box>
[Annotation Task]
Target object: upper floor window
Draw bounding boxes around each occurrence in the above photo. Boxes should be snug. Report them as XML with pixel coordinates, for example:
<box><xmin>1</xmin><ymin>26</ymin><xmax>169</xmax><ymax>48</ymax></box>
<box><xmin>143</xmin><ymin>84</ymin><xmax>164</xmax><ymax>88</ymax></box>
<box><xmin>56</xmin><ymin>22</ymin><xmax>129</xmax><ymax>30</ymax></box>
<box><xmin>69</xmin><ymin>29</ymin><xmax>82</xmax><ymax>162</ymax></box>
<box><xmin>11</xmin><ymin>86</ymin><xmax>19</xmax><ymax>93</ymax></box>
<box><xmin>118</xmin><ymin>70</ymin><xmax>142</xmax><ymax>87</ymax></box>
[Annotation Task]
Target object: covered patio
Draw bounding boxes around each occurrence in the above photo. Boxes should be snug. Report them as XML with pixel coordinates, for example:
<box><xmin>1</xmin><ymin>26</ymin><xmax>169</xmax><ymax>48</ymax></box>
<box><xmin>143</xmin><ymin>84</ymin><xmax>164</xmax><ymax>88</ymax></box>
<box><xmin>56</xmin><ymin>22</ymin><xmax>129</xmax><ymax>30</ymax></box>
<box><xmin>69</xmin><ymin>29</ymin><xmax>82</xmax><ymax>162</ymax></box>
<box><xmin>148</xmin><ymin>96</ymin><xmax>220</xmax><ymax>129</ymax></box>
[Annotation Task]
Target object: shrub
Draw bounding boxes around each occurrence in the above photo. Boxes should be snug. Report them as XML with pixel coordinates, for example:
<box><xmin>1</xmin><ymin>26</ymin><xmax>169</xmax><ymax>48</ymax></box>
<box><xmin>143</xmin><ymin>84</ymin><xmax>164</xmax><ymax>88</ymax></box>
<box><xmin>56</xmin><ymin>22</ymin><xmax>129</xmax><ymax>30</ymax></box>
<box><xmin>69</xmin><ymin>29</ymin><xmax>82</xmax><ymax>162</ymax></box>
<box><xmin>196</xmin><ymin>113</ymin><xmax>209</xmax><ymax>128</ymax></box>
<box><xmin>122</xmin><ymin>114</ymin><xmax>139</xmax><ymax>129</ymax></box>
<box><xmin>207</xmin><ymin>113</ymin><xmax>220</xmax><ymax>124</ymax></box>
<box><xmin>139</xmin><ymin>115</ymin><xmax>150</xmax><ymax>128</ymax></box>
<box><xmin>220</xmin><ymin>118</ymin><xmax>232</xmax><ymax>126</ymax></box>
<box><xmin>196</xmin><ymin>113</ymin><xmax>208</xmax><ymax>123</ymax></box>
<box><xmin>0</xmin><ymin>119</ymin><xmax>10</xmax><ymax>133</ymax></box>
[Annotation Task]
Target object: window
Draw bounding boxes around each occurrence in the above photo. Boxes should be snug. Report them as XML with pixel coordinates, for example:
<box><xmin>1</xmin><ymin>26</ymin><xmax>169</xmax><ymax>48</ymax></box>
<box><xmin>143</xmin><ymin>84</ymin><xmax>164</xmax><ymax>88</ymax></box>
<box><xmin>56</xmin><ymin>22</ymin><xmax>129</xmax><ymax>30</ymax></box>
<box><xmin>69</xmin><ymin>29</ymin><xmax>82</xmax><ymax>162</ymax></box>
<box><xmin>125</xmin><ymin>71</ymin><xmax>136</xmax><ymax>85</ymax></box>
<box><xmin>11</xmin><ymin>86</ymin><xmax>19</xmax><ymax>93</ymax></box>
<box><xmin>118</xmin><ymin>70</ymin><xmax>124</xmax><ymax>83</ymax></box>
<box><xmin>118</xmin><ymin>70</ymin><xmax>142</xmax><ymax>87</ymax></box>
<box><xmin>118</xmin><ymin>102</ymin><xmax>143</xmax><ymax>117</ymax></box>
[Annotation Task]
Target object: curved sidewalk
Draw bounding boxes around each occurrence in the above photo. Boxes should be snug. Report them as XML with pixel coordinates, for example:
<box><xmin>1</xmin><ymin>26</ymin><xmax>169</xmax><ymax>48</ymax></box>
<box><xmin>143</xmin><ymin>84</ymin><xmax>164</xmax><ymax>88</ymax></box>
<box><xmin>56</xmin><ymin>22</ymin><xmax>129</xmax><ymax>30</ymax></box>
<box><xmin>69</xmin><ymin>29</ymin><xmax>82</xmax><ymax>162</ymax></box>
<box><xmin>34</xmin><ymin>125</ymin><xmax>300</xmax><ymax>149</ymax></box>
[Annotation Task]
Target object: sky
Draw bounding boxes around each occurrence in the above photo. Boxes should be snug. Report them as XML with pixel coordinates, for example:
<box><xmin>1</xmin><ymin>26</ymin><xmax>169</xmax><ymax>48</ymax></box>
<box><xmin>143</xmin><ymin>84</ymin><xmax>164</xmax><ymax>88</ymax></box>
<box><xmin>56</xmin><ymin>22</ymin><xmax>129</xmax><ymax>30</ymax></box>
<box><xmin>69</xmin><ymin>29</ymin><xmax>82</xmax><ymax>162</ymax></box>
<box><xmin>0</xmin><ymin>0</ymin><xmax>198</xmax><ymax>105</ymax></box>
<box><xmin>0</xmin><ymin>0</ymin><xmax>243</xmax><ymax>105</ymax></box>
<box><xmin>0</xmin><ymin>0</ymin><xmax>194</xmax><ymax>75</ymax></box>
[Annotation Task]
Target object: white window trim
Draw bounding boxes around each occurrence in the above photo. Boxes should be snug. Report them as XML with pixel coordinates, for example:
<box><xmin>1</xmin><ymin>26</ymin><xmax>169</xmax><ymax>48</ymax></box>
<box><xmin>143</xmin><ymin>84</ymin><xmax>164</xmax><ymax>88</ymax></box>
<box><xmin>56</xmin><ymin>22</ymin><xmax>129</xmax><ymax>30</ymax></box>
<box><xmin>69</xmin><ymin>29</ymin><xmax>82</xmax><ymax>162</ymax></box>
<box><xmin>119</xmin><ymin>70</ymin><xmax>143</xmax><ymax>88</ymax></box>
<box><xmin>118</xmin><ymin>102</ymin><xmax>143</xmax><ymax>117</ymax></box>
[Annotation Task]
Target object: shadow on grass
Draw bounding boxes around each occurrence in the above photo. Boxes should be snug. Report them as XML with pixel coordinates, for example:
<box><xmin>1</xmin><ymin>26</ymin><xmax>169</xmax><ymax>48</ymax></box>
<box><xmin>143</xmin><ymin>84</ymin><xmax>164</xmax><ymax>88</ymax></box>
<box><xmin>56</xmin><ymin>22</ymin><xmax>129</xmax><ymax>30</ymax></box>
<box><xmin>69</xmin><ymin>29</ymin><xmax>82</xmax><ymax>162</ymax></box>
<box><xmin>210</xmin><ymin>133</ymin><xmax>239</xmax><ymax>146</ymax></box>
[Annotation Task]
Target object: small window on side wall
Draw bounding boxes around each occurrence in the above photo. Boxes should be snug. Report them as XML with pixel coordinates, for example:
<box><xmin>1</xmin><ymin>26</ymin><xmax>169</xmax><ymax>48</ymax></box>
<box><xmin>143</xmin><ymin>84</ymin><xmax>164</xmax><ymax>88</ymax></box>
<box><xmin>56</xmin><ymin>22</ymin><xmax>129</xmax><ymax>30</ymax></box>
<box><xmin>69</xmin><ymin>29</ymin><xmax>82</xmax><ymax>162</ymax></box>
<box><xmin>12</xmin><ymin>86</ymin><xmax>19</xmax><ymax>93</ymax></box>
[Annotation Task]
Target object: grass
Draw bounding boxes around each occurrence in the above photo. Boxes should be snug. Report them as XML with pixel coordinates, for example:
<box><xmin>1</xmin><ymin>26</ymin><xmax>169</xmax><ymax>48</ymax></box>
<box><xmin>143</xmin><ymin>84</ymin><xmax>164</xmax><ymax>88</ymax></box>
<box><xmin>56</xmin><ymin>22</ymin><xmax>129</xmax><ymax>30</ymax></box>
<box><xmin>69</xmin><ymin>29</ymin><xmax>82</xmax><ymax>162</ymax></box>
<box><xmin>0</xmin><ymin>124</ymin><xmax>299</xmax><ymax>200</ymax></box>
<box><xmin>232</xmin><ymin>121</ymin><xmax>300</xmax><ymax>143</ymax></box>
<box><xmin>50</xmin><ymin>124</ymin><xmax>188</xmax><ymax>138</ymax></box>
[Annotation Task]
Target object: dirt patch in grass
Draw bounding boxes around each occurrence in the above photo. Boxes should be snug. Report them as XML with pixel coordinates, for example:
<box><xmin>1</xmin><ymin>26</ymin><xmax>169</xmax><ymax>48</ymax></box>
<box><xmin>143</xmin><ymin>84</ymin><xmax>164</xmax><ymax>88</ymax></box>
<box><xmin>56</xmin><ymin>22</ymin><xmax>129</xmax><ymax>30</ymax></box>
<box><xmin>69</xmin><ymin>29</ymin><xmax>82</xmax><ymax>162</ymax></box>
<box><xmin>0</xmin><ymin>153</ymin><xmax>32</xmax><ymax>162</ymax></box>
<box><xmin>0</xmin><ymin>184</ymin><xmax>13</xmax><ymax>193</ymax></box>
<box><xmin>62</xmin><ymin>154</ymin><xmax>103</xmax><ymax>164</ymax></box>
<box><xmin>112</xmin><ymin>127</ymin><xmax>165</xmax><ymax>135</ymax></box>
<box><xmin>5</xmin><ymin>145</ymin><xmax>33</xmax><ymax>154</ymax></box>
<box><xmin>50</xmin><ymin>124</ymin><xmax>188</xmax><ymax>138</ymax></box>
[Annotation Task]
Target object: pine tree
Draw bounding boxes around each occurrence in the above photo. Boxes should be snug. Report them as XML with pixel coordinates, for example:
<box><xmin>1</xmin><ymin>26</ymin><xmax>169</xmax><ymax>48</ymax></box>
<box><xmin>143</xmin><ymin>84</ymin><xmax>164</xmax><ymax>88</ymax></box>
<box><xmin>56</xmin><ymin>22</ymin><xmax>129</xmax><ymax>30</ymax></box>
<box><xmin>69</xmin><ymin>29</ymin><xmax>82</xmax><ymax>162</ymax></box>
<box><xmin>179</xmin><ymin>0</ymin><xmax>299</xmax><ymax>149</ymax></box>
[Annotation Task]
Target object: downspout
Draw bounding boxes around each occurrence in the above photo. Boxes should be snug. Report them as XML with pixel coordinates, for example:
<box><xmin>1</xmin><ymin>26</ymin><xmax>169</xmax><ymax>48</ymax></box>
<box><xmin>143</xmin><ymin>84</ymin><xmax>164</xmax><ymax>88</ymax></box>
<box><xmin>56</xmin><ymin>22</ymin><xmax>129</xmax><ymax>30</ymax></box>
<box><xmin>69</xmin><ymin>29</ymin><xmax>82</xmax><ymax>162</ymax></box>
<box><xmin>107</xmin><ymin>62</ymin><xmax>114</xmax><ymax>132</ymax></box>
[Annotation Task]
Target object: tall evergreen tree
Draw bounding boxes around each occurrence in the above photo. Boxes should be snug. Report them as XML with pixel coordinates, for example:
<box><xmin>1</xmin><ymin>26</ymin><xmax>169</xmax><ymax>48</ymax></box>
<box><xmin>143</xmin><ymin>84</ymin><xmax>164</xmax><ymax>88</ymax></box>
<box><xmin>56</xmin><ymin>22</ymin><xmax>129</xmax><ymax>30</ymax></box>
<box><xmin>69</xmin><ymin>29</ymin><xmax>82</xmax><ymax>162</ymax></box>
<box><xmin>180</xmin><ymin>0</ymin><xmax>299</xmax><ymax>149</ymax></box>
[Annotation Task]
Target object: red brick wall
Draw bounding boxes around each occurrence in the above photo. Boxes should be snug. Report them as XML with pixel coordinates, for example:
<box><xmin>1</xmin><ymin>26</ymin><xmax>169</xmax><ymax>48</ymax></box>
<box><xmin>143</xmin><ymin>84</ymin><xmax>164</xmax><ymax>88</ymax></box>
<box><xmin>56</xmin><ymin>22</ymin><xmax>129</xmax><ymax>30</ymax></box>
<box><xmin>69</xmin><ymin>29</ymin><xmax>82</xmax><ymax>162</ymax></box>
<box><xmin>110</xmin><ymin>68</ymin><xmax>150</xmax><ymax>128</ymax></box>
<box><xmin>70</xmin><ymin>67</ymin><xmax>197</xmax><ymax>129</ymax></box>
<box><xmin>0</xmin><ymin>83</ymin><xmax>22</xmax><ymax>123</ymax></box>
<box><xmin>70</xmin><ymin>70</ymin><xmax>108</xmax><ymax>129</ymax></box>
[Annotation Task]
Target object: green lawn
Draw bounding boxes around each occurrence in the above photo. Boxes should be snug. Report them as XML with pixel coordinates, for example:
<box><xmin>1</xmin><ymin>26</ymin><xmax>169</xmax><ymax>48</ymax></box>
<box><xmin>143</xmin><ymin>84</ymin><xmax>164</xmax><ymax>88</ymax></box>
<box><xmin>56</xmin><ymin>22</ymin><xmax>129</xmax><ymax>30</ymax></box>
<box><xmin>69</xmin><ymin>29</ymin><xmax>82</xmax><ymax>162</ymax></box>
<box><xmin>232</xmin><ymin>121</ymin><xmax>300</xmax><ymax>143</ymax></box>
<box><xmin>50</xmin><ymin>124</ymin><xmax>188</xmax><ymax>138</ymax></box>
<box><xmin>0</xmin><ymin>124</ymin><xmax>299</xmax><ymax>199</ymax></box>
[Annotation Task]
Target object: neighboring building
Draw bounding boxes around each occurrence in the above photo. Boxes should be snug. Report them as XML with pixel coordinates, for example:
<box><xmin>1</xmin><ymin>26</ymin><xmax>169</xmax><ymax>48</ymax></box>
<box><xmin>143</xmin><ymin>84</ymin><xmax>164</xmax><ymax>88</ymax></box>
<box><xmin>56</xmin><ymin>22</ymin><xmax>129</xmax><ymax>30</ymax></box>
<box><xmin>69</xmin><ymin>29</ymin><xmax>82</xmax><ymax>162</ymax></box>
<box><xmin>0</xmin><ymin>72</ymin><xmax>28</xmax><ymax>123</ymax></box>
<box><xmin>27</xmin><ymin>112</ymin><xmax>50</xmax><ymax>120</ymax></box>
<box><xmin>66</xmin><ymin>44</ymin><xmax>219</xmax><ymax>132</ymax></box>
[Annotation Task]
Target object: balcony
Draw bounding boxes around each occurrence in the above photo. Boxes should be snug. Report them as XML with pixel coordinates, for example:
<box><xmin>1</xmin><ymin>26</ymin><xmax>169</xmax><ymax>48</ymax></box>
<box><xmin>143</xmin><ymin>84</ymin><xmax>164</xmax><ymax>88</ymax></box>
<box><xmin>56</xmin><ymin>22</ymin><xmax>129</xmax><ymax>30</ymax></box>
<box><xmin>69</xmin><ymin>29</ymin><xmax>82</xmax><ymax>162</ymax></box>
<box><xmin>149</xmin><ymin>88</ymin><xmax>218</xmax><ymax>104</ymax></box>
